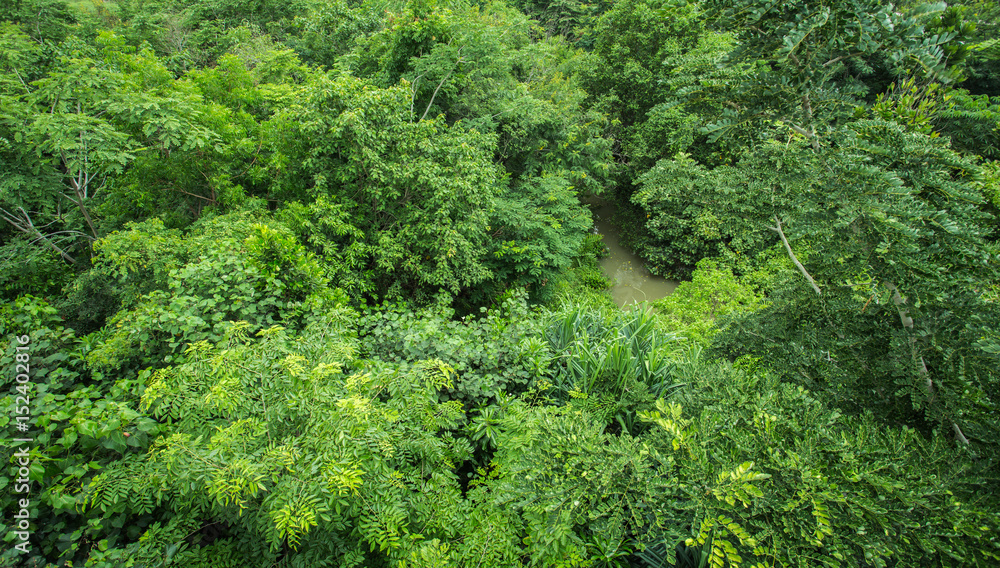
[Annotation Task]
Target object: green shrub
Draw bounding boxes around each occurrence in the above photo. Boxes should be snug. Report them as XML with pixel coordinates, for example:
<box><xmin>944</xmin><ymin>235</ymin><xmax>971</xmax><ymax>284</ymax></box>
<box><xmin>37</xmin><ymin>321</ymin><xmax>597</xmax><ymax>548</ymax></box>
<box><xmin>653</xmin><ymin>259</ymin><xmax>763</xmax><ymax>349</ymax></box>
<box><xmin>637</xmin><ymin>353</ymin><xmax>1000</xmax><ymax>567</ymax></box>
<box><xmin>1</xmin><ymin>296</ymin><xmax>162</xmax><ymax>567</ymax></box>
<box><xmin>542</xmin><ymin>303</ymin><xmax>682</xmax><ymax>434</ymax></box>
<box><xmin>0</xmin><ymin>237</ymin><xmax>73</xmax><ymax>302</ymax></box>
<box><xmin>358</xmin><ymin>291</ymin><xmax>552</xmax><ymax>408</ymax></box>
<box><xmin>84</xmin><ymin>213</ymin><xmax>329</xmax><ymax>373</ymax></box>
<box><xmin>484</xmin><ymin>347</ymin><xmax>1000</xmax><ymax>568</ymax></box>
<box><xmin>80</xmin><ymin>309</ymin><xmax>486</xmax><ymax>567</ymax></box>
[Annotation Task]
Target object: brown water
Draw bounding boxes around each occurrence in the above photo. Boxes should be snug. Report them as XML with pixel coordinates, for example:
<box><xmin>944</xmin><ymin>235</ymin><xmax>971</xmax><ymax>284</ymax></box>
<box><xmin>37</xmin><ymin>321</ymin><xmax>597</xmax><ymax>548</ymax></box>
<box><xmin>590</xmin><ymin>201</ymin><xmax>678</xmax><ymax>307</ymax></box>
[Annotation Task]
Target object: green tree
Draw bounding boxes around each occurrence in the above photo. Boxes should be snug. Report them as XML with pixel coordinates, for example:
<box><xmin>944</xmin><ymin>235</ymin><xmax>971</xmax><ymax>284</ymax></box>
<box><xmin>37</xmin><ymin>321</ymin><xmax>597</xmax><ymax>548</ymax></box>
<box><xmin>83</xmin><ymin>313</ymin><xmax>477</xmax><ymax>566</ymax></box>
<box><xmin>0</xmin><ymin>0</ymin><xmax>78</xmax><ymax>45</ymax></box>
<box><xmin>704</xmin><ymin>121</ymin><xmax>999</xmax><ymax>445</ymax></box>
<box><xmin>0</xmin><ymin>297</ymin><xmax>164</xmax><ymax>567</ymax></box>
<box><xmin>266</xmin><ymin>71</ymin><xmax>500</xmax><ymax>300</ymax></box>
<box><xmin>583</xmin><ymin>0</ymin><xmax>744</xmax><ymax>176</ymax></box>
<box><xmin>937</xmin><ymin>0</ymin><xmax>1000</xmax><ymax>95</ymax></box>
<box><xmin>111</xmin><ymin>0</ymin><xmax>316</xmax><ymax>69</ymax></box>
<box><xmin>323</xmin><ymin>0</ymin><xmax>616</xmax><ymax>300</ymax></box>
<box><xmin>628</xmin><ymin>0</ymin><xmax>1000</xmax><ymax>447</ymax></box>
<box><xmin>636</xmin><ymin>355</ymin><xmax>1000</xmax><ymax>567</ymax></box>
<box><xmin>697</xmin><ymin>0</ymin><xmax>969</xmax><ymax>149</ymax></box>
<box><xmin>81</xmin><ymin>212</ymin><xmax>327</xmax><ymax>372</ymax></box>
<box><xmin>359</xmin><ymin>291</ymin><xmax>552</xmax><ymax>409</ymax></box>
<box><xmin>347</xmin><ymin>0</ymin><xmax>614</xmax><ymax>191</ymax></box>
<box><xmin>1</xmin><ymin>34</ymin><xmax>220</xmax><ymax>269</ymax></box>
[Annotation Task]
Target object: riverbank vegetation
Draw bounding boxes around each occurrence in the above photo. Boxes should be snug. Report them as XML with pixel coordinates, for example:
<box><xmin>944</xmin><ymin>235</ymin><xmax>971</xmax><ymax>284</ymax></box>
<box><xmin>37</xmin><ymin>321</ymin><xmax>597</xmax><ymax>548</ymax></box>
<box><xmin>2</xmin><ymin>0</ymin><xmax>998</xmax><ymax>566</ymax></box>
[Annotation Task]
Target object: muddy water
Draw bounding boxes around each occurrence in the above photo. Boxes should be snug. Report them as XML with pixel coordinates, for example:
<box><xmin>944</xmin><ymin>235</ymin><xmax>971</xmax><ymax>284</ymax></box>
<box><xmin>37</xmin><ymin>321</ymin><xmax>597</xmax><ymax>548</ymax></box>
<box><xmin>590</xmin><ymin>201</ymin><xmax>678</xmax><ymax>307</ymax></box>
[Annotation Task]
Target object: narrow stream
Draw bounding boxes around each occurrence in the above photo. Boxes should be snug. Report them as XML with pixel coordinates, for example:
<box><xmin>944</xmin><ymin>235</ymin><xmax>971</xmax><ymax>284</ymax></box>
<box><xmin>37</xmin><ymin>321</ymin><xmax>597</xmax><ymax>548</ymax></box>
<box><xmin>590</xmin><ymin>200</ymin><xmax>678</xmax><ymax>307</ymax></box>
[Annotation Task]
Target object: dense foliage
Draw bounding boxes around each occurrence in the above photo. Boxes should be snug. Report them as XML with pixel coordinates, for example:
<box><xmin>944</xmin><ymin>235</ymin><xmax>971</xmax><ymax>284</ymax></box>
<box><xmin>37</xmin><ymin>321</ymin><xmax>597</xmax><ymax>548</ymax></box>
<box><xmin>2</xmin><ymin>0</ymin><xmax>998</xmax><ymax>567</ymax></box>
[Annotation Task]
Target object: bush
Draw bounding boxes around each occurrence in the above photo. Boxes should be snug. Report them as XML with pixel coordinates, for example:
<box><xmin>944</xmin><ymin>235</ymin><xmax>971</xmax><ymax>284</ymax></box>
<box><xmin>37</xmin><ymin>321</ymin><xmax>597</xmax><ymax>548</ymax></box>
<box><xmin>0</xmin><ymin>237</ymin><xmax>73</xmax><ymax>302</ymax></box>
<box><xmin>653</xmin><ymin>259</ymin><xmax>763</xmax><ymax>349</ymax></box>
<box><xmin>638</xmin><ymin>353</ymin><xmax>1000</xmax><ymax>567</ymax></box>
<box><xmin>83</xmin><ymin>213</ymin><xmax>329</xmax><ymax>373</ymax></box>
<box><xmin>485</xmin><ymin>347</ymin><xmax>1000</xmax><ymax>568</ymax></box>
<box><xmin>542</xmin><ymin>303</ymin><xmax>682</xmax><ymax>434</ymax></box>
<box><xmin>358</xmin><ymin>291</ymin><xmax>553</xmax><ymax>408</ymax></box>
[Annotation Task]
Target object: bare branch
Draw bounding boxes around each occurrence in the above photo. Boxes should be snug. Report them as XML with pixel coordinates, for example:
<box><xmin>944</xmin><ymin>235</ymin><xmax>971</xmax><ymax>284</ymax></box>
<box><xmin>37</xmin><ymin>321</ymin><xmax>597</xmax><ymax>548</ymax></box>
<box><xmin>801</xmin><ymin>93</ymin><xmax>814</xmax><ymax>124</ymax></box>
<box><xmin>822</xmin><ymin>52</ymin><xmax>864</xmax><ymax>68</ymax></box>
<box><xmin>408</xmin><ymin>74</ymin><xmax>424</xmax><ymax>122</ymax></box>
<box><xmin>883</xmin><ymin>280</ymin><xmax>913</xmax><ymax>328</ymax></box>
<box><xmin>11</xmin><ymin>65</ymin><xmax>30</xmax><ymax>94</ymax></box>
<box><xmin>0</xmin><ymin>207</ymin><xmax>77</xmax><ymax>263</ymax></box>
<box><xmin>782</xmin><ymin>120</ymin><xmax>813</xmax><ymax>138</ymax></box>
<box><xmin>32</xmin><ymin>229</ymin><xmax>96</xmax><ymax>243</ymax></box>
<box><xmin>768</xmin><ymin>215</ymin><xmax>821</xmax><ymax>295</ymax></box>
<box><xmin>952</xmin><ymin>421</ymin><xmax>970</xmax><ymax>445</ymax></box>
<box><xmin>884</xmin><ymin>279</ymin><xmax>969</xmax><ymax>445</ymax></box>
<box><xmin>420</xmin><ymin>47</ymin><xmax>464</xmax><ymax>122</ymax></box>
<box><xmin>159</xmin><ymin>185</ymin><xmax>217</xmax><ymax>203</ymax></box>
<box><xmin>60</xmin><ymin>150</ymin><xmax>100</xmax><ymax>240</ymax></box>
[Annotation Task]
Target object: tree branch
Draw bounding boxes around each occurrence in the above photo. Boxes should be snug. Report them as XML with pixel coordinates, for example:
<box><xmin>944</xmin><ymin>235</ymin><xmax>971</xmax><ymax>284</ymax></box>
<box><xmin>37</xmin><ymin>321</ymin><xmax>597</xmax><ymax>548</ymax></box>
<box><xmin>233</xmin><ymin>139</ymin><xmax>265</xmax><ymax>179</ymax></box>
<box><xmin>0</xmin><ymin>207</ymin><xmax>77</xmax><ymax>264</ymax></box>
<box><xmin>159</xmin><ymin>185</ymin><xmax>217</xmax><ymax>203</ymax></box>
<box><xmin>11</xmin><ymin>64</ymin><xmax>30</xmax><ymax>94</ymax></box>
<box><xmin>883</xmin><ymin>280</ymin><xmax>913</xmax><ymax>328</ymax></box>
<box><xmin>782</xmin><ymin>120</ymin><xmax>813</xmax><ymax>138</ymax></box>
<box><xmin>33</xmin><ymin>229</ymin><xmax>95</xmax><ymax>243</ymax></box>
<box><xmin>791</xmin><ymin>93</ymin><xmax>821</xmax><ymax>151</ymax></box>
<box><xmin>952</xmin><ymin>421</ymin><xmax>970</xmax><ymax>445</ymax></box>
<box><xmin>420</xmin><ymin>48</ymin><xmax>464</xmax><ymax>122</ymax></box>
<box><xmin>408</xmin><ymin>74</ymin><xmax>424</xmax><ymax>122</ymax></box>
<box><xmin>884</xmin><ymin>279</ymin><xmax>969</xmax><ymax>445</ymax></box>
<box><xmin>768</xmin><ymin>215</ymin><xmax>821</xmax><ymax>295</ymax></box>
<box><xmin>60</xmin><ymin>148</ymin><xmax>100</xmax><ymax>240</ymax></box>
<box><xmin>64</xmin><ymin>179</ymin><xmax>100</xmax><ymax>240</ymax></box>
<box><xmin>823</xmin><ymin>52</ymin><xmax>864</xmax><ymax>67</ymax></box>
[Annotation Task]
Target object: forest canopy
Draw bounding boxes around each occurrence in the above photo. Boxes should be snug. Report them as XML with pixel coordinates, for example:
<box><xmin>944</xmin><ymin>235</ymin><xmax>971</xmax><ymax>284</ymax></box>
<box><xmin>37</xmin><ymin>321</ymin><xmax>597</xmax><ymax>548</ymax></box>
<box><xmin>1</xmin><ymin>0</ymin><xmax>998</xmax><ymax>566</ymax></box>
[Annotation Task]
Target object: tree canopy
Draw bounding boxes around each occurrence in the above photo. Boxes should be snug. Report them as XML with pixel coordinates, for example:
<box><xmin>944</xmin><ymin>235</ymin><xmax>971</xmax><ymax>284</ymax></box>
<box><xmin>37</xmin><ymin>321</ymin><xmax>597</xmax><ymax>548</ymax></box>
<box><xmin>2</xmin><ymin>0</ymin><xmax>999</xmax><ymax>566</ymax></box>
